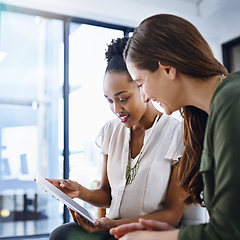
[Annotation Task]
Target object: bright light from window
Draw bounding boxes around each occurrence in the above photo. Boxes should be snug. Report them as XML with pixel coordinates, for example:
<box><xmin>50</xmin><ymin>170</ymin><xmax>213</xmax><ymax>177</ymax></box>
<box><xmin>0</xmin><ymin>52</ymin><xmax>7</xmax><ymax>63</ymax></box>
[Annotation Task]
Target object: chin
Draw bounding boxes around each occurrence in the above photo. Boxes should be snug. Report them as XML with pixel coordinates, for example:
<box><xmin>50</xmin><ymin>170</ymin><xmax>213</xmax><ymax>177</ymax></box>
<box><xmin>163</xmin><ymin>108</ymin><xmax>173</xmax><ymax>115</ymax></box>
<box><xmin>123</xmin><ymin>121</ymin><xmax>133</xmax><ymax>129</ymax></box>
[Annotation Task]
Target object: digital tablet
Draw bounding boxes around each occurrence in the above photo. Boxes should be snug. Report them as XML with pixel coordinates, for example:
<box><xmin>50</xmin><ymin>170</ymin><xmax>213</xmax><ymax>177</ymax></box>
<box><xmin>35</xmin><ymin>173</ymin><xmax>96</xmax><ymax>224</ymax></box>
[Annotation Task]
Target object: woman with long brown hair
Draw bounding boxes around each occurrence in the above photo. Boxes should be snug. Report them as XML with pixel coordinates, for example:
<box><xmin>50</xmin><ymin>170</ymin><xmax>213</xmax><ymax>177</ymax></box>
<box><xmin>110</xmin><ymin>14</ymin><xmax>240</xmax><ymax>240</ymax></box>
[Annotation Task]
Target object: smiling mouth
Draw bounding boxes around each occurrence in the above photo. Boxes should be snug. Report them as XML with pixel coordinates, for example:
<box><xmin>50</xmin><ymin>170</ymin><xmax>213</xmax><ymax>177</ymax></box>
<box><xmin>118</xmin><ymin>114</ymin><xmax>130</xmax><ymax>123</ymax></box>
<box><xmin>153</xmin><ymin>99</ymin><xmax>162</xmax><ymax>105</ymax></box>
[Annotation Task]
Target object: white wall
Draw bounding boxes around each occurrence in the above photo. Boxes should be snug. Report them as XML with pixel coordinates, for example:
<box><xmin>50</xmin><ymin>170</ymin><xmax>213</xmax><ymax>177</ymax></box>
<box><xmin>0</xmin><ymin>0</ymin><xmax>199</xmax><ymax>27</ymax></box>
<box><xmin>1</xmin><ymin>0</ymin><xmax>240</xmax><ymax>64</ymax></box>
<box><xmin>190</xmin><ymin>1</ymin><xmax>240</xmax><ymax>63</ymax></box>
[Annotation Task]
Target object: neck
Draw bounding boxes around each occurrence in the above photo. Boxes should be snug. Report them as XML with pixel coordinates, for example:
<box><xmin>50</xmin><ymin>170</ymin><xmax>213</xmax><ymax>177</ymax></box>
<box><xmin>132</xmin><ymin>101</ymin><xmax>161</xmax><ymax>132</ymax></box>
<box><xmin>183</xmin><ymin>75</ymin><xmax>223</xmax><ymax>114</ymax></box>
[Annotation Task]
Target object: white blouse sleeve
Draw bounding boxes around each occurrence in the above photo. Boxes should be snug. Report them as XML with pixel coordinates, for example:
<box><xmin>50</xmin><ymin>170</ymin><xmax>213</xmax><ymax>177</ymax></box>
<box><xmin>95</xmin><ymin>120</ymin><xmax>112</xmax><ymax>155</ymax></box>
<box><xmin>165</xmin><ymin>120</ymin><xmax>184</xmax><ymax>165</ymax></box>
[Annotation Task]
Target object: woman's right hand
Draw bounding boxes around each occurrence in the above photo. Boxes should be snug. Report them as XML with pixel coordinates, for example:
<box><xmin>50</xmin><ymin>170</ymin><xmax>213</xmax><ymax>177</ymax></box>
<box><xmin>46</xmin><ymin>178</ymin><xmax>81</xmax><ymax>199</ymax></box>
<box><xmin>69</xmin><ymin>209</ymin><xmax>109</xmax><ymax>233</ymax></box>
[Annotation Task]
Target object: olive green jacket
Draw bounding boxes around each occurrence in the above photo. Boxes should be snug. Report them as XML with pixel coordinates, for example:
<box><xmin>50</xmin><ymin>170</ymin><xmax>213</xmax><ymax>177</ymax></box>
<box><xmin>179</xmin><ymin>72</ymin><xmax>240</xmax><ymax>240</ymax></box>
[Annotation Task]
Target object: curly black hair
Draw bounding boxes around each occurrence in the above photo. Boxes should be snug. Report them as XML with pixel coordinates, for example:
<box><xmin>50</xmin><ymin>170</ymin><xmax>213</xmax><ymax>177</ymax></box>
<box><xmin>105</xmin><ymin>37</ymin><xmax>129</xmax><ymax>74</ymax></box>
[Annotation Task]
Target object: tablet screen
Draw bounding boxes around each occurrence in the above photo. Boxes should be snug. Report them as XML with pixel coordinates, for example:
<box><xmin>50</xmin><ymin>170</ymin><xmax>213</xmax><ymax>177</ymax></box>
<box><xmin>35</xmin><ymin>173</ymin><xmax>95</xmax><ymax>223</ymax></box>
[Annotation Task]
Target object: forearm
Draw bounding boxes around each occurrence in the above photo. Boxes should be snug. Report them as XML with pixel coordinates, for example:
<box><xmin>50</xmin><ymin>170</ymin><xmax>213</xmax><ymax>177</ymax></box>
<box><xmin>81</xmin><ymin>154</ymin><xmax>111</xmax><ymax>208</ymax></box>
<box><xmin>78</xmin><ymin>185</ymin><xmax>111</xmax><ymax>208</ymax></box>
<box><xmin>114</xmin><ymin>208</ymin><xmax>182</xmax><ymax>227</ymax></box>
<box><xmin>123</xmin><ymin>229</ymin><xmax>179</xmax><ymax>240</ymax></box>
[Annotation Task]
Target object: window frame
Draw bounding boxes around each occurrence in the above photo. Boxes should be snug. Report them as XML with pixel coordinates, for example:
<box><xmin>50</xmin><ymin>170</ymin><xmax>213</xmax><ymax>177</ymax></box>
<box><xmin>0</xmin><ymin>2</ymin><xmax>134</xmax><ymax>238</ymax></box>
<box><xmin>222</xmin><ymin>35</ymin><xmax>240</xmax><ymax>73</ymax></box>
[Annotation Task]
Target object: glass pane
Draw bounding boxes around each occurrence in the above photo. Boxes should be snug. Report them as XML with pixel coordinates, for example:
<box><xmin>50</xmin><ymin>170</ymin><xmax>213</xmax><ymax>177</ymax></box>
<box><xmin>229</xmin><ymin>43</ymin><xmax>240</xmax><ymax>72</ymax></box>
<box><xmin>69</xmin><ymin>23</ymin><xmax>123</xmax><ymax>217</ymax></box>
<box><xmin>0</xmin><ymin>11</ymin><xmax>63</xmax><ymax>238</ymax></box>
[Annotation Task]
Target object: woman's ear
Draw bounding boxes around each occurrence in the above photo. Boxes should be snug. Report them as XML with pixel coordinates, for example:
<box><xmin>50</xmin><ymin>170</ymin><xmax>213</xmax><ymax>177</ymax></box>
<box><xmin>159</xmin><ymin>62</ymin><xmax>177</xmax><ymax>80</ymax></box>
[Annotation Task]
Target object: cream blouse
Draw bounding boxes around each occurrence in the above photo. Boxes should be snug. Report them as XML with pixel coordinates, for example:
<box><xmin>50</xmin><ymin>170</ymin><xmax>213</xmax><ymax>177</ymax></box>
<box><xmin>96</xmin><ymin>113</ymin><xmax>184</xmax><ymax>219</ymax></box>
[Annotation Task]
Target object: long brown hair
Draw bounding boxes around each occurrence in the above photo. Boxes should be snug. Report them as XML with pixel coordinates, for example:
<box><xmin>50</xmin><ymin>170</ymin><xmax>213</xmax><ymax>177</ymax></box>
<box><xmin>124</xmin><ymin>14</ymin><xmax>228</xmax><ymax>205</ymax></box>
<box><xmin>180</xmin><ymin>106</ymin><xmax>208</xmax><ymax>205</ymax></box>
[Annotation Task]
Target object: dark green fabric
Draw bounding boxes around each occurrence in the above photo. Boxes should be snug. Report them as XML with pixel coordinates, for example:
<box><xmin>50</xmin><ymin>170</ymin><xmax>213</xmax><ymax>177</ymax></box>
<box><xmin>179</xmin><ymin>72</ymin><xmax>240</xmax><ymax>240</ymax></box>
<box><xmin>49</xmin><ymin>222</ymin><xmax>117</xmax><ymax>240</ymax></box>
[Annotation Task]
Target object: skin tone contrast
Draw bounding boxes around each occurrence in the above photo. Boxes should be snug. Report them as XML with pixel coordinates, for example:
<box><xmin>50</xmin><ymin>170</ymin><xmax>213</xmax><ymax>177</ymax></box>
<box><xmin>46</xmin><ymin>71</ymin><xmax>186</xmax><ymax>235</ymax></box>
<box><xmin>109</xmin><ymin>61</ymin><xmax>224</xmax><ymax>240</ymax></box>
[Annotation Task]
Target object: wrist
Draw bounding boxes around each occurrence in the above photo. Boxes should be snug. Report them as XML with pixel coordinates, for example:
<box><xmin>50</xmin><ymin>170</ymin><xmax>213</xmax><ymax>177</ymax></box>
<box><xmin>76</xmin><ymin>183</ymin><xmax>83</xmax><ymax>199</ymax></box>
<box><xmin>112</xmin><ymin>219</ymin><xmax>118</xmax><ymax>228</ymax></box>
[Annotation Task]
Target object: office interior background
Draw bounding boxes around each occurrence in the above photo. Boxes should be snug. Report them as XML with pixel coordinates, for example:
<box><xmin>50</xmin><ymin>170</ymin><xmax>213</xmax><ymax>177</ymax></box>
<box><xmin>0</xmin><ymin>0</ymin><xmax>239</xmax><ymax>239</ymax></box>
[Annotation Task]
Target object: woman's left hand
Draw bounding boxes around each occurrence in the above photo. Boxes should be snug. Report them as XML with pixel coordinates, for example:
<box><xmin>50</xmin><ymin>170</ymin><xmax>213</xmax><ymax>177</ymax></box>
<box><xmin>110</xmin><ymin>219</ymin><xmax>175</xmax><ymax>239</ymax></box>
<box><xmin>95</xmin><ymin>217</ymin><xmax>117</xmax><ymax>230</ymax></box>
<box><xmin>69</xmin><ymin>209</ymin><xmax>116</xmax><ymax>233</ymax></box>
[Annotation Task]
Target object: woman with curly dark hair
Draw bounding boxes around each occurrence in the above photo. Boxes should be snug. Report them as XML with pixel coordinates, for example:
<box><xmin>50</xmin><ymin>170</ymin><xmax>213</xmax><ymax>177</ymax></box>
<box><xmin>48</xmin><ymin>37</ymin><xmax>186</xmax><ymax>240</ymax></box>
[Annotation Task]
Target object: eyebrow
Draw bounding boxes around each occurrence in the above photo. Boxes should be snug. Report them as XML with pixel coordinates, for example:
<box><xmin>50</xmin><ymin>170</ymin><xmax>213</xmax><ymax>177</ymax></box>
<box><xmin>114</xmin><ymin>91</ymin><xmax>128</xmax><ymax>96</ymax></box>
<box><xmin>104</xmin><ymin>91</ymin><xmax>128</xmax><ymax>99</ymax></box>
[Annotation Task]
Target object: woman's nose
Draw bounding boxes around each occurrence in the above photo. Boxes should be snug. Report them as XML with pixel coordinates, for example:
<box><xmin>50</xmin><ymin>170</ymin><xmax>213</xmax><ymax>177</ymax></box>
<box><xmin>113</xmin><ymin>102</ymin><xmax>122</xmax><ymax>113</ymax></box>
<box><xmin>141</xmin><ymin>91</ymin><xmax>150</xmax><ymax>103</ymax></box>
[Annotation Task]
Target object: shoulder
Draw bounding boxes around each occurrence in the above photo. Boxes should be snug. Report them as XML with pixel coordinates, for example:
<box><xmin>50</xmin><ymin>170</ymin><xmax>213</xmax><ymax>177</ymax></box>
<box><xmin>158</xmin><ymin>113</ymin><xmax>182</xmax><ymax>131</ymax></box>
<box><xmin>103</xmin><ymin>118</ymin><xmax>122</xmax><ymax>129</ymax></box>
<box><xmin>154</xmin><ymin>113</ymin><xmax>183</xmax><ymax>141</ymax></box>
<box><xmin>211</xmin><ymin>72</ymin><xmax>240</xmax><ymax>111</ymax></box>
<box><xmin>160</xmin><ymin>113</ymin><xmax>184</xmax><ymax>162</ymax></box>
<box><xmin>96</xmin><ymin>118</ymin><xmax>125</xmax><ymax>149</ymax></box>
<box><xmin>208</xmin><ymin>72</ymin><xmax>240</xmax><ymax>133</ymax></box>
<box><xmin>101</xmin><ymin>118</ymin><xmax>124</xmax><ymax>135</ymax></box>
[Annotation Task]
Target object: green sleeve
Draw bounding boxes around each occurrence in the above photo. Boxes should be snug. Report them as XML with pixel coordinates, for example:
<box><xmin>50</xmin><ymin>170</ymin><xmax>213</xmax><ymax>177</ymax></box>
<box><xmin>179</xmin><ymin>95</ymin><xmax>240</xmax><ymax>239</ymax></box>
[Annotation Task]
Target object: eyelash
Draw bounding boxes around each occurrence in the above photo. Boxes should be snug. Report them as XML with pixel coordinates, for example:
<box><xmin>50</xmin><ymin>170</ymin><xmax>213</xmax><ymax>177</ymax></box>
<box><xmin>120</xmin><ymin>98</ymin><xmax>128</xmax><ymax>102</ymax></box>
<box><xmin>107</xmin><ymin>99</ymin><xmax>113</xmax><ymax>104</ymax></box>
<box><xmin>107</xmin><ymin>98</ymin><xmax>129</xmax><ymax>104</ymax></box>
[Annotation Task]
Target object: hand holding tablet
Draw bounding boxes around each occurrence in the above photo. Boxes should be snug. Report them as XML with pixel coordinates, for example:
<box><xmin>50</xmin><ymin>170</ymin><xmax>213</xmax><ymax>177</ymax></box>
<box><xmin>35</xmin><ymin>173</ymin><xmax>95</xmax><ymax>224</ymax></box>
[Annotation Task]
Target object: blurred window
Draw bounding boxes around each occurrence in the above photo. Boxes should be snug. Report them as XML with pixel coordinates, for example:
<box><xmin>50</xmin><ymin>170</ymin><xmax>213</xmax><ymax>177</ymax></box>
<box><xmin>0</xmin><ymin>11</ymin><xmax>64</xmax><ymax>238</ymax></box>
<box><xmin>222</xmin><ymin>36</ymin><xmax>240</xmax><ymax>73</ymax></box>
<box><xmin>0</xmin><ymin>5</ymin><xmax>133</xmax><ymax>239</ymax></box>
